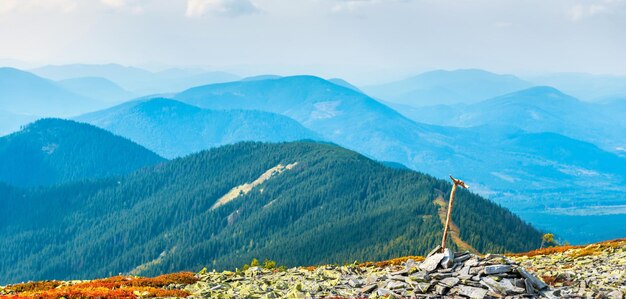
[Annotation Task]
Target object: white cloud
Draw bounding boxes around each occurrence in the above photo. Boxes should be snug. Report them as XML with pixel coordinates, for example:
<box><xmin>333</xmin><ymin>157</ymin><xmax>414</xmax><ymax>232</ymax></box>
<box><xmin>185</xmin><ymin>0</ymin><xmax>260</xmax><ymax>17</ymax></box>
<box><xmin>0</xmin><ymin>0</ymin><xmax>78</xmax><ymax>14</ymax></box>
<box><xmin>100</xmin><ymin>0</ymin><xmax>146</xmax><ymax>14</ymax></box>
<box><xmin>568</xmin><ymin>0</ymin><xmax>624</xmax><ymax>21</ymax></box>
<box><xmin>0</xmin><ymin>0</ymin><xmax>18</xmax><ymax>14</ymax></box>
<box><xmin>331</xmin><ymin>0</ymin><xmax>409</xmax><ymax>13</ymax></box>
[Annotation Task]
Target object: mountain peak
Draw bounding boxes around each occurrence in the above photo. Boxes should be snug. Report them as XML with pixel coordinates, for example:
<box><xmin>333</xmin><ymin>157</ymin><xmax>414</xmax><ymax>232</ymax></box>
<box><xmin>134</xmin><ymin>97</ymin><xmax>202</xmax><ymax>112</ymax></box>
<box><xmin>494</xmin><ymin>86</ymin><xmax>578</xmax><ymax>103</ymax></box>
<box><xmin>0</xmin><ymin>118</ymin><xmax>164</xmax><ymax>187</ymax></box>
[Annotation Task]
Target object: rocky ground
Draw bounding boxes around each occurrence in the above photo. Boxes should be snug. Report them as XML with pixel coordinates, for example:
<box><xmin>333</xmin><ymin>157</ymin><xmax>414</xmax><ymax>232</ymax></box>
<box><xmin>2</xmin><ymin>239</ymin><xmax>625</xmax><ymax>298</ymax></box>
<box><xmin>509</xmin><ymin>239</ymin><xmax>626</xmax><ymax>299</ymax></box>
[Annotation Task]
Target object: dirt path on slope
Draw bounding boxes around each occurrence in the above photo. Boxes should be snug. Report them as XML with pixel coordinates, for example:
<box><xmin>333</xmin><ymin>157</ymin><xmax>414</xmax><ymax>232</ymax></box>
<box><xmin>433</xmin><ymin>192</ymin><xmax>478</xmax><ymax>254</ymax></box>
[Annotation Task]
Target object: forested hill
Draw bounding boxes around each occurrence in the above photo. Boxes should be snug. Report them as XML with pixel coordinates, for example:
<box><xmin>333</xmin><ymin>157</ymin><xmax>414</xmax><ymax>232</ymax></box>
<box><xmin>0</xmin><ymin>141</ymin><xmax>542</xmax><ymax>283</ymax></box>
<box><xmin>0</xmin><ymin>118</ymin><xmax>165</xmax><ymax>187</ymax></box>
<box><xmin>75</xmin><ymin>98</ymin><xmax>320</xmax><ymax>158</ymax></box>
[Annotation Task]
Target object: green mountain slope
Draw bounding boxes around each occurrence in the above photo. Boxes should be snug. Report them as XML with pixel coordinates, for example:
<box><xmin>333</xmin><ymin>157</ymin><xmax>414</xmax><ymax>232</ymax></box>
<box><xmin>0</xmin><ymin>141</ymin><xmax>542</xmax><ymax>283</ymax></box>
<box><xmin>0</xmin><ymin>118</ymin><xmax>165</xmax><ymax>187</ymax></box>
<box><xmin>75</xmin><ymin>98</ymin><xmax>320</xmax><ymax>158</ymax></box>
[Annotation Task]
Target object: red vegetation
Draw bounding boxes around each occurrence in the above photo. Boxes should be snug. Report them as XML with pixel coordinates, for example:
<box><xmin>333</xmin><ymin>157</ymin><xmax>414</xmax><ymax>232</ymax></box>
<box><xmin>3</xmin><ymin>281</ymin><xmax>62</xmax><ymax>293</ymax></box>
<box><xmin>359</xmin><ymin>255</ymin><xmax>425</xmax><ymax>268</ymax></box>
<box><xmin>1</xmin><ymin>272</ymin><xmax>197</xmax><ymax>299</ymax></box>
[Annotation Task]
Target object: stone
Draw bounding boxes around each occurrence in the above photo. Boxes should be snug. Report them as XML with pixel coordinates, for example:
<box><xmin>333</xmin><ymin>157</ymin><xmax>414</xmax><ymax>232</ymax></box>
<box><xmin>387</xmin><ymin>280</ymin><xmax>407</xmax><ymax>290</ymax></box>
<box><xmin>390</xmin><ymin>269</ymin><xmax>408</xmax><ymax>276</ymax></box>
<box><xmin>518</xmin><ymin>268</ymin><xmax>549</xmax><ymax>290</ymax></box>
<box><xmin>414</xmin><ymin>282</ymin><xmax>432</xmax><ymax>294</ymax></box>
<box><xmin>427</xmin><ymin>245</ymin><xmax>442</xmax><ymax>257</ymax></box>
<box><xmin>419</xmin><ymin>253</ymin><xmax>445</xmax><ymax>272</ymax></box>
<box><xmin>484</xmin><ymin>264</ymin><xmax>511</xmax><ymax>275</ymax></box>
<box><xmin>457</xmin><ymin>285</ymin><xmax>488</xmax><ymax>299</ymax></box>
<box><xmin>347</xmin><ymin>278</ymin><xmax>362</xmax><ymax>288</ymax></box>
<box><xmin>455</xmin><ymin>253</ymin><xmax>472</xmax><ymax>263</ymax></box>
<box><xmin>434</xmin><ymin>284</ymin><xmax>449</xmax><ymax>295</ymax></box>
<box><xmin>440</xmin><ymin>277</ymin><xmax>459</xmax><ymax>287</ymax></box>
<box><xmin>377</xmin><ymin>288</ymin><xmax>396</xmax><ymax>297</ymax></box>
<box><xmin>409</xmin><ymin>271</ymin><xmax>430</xmax><ymax>282</ymax></box>
<box><xmin>481</xmin><ymin>277</ymin><xmax>525</xmax><ymax>295</ymax></box>
<box><xmin>359</xmin><ymin>284</ymin><xmax>376</xmax><ymax>294</ymax></box>
<box><xmin>540</xmin><ymin>290</ymin><xmax>560</xmax><ymax>299</ymax></box>
<box><xmin>404</xmin><ymin>259</ymin><xmax>416</xmax><ymax>269</ymax></box>
<box><xmin>607</xmin><ymin>290</ymin><xmax>624</xmax><ymax>299</ymax></box>
<box><xmin>499</xmin><ymin>278</ymin><xmax>525</xmax><ymax>294</ymax></box>
<box><xmin>440</xmin><ymin>248</ymin><xmax>455</xmax><ymax>269</ymax></box>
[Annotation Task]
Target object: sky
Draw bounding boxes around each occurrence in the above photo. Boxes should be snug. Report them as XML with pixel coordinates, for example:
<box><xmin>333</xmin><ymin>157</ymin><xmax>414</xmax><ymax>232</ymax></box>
<box><xmin>0</xmin><ymin>0</ymin><xmax>625</xmax><ymax>82</ymax></box>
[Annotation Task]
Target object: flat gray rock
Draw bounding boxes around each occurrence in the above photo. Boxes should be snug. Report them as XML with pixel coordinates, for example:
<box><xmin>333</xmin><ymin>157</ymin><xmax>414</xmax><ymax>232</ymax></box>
<box><xmin>440</xmin><ymin>277</ymin><xmax>459</xmax><ymax>287</ymax></box>
<box><xmin>485</xmin><ymin>264</ymin><xmax>511</xmax><ymax>274</ymax></box>
<box><xmin>457</xmin><ymin>285</ymin><xmax>488</xmax><ymax>299</ymax></box>
<box><xmin>419</xmin><ymin>253</ymin><xmax>445</xmax><ymax>272</ymax></box>
<box><xmin>518</xmin><ymin>267</ymin><xmax>549</xmax><ymax>290</ymax></box>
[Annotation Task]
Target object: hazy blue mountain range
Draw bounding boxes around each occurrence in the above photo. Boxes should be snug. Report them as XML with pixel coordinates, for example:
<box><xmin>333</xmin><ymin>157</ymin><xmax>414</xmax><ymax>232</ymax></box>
<box><xmin>76</xmin><ymin>98</ymin><xmax>320</xmax><ymax>158</ymax></box>
<box><xmin>0</xmin><ymin>141</ymin><xmax>542</xmax><ymax>283</ymax></box>
<box><xmin>58</xmin><ymin>76</ymin><xmax>136</xmax><ymax>102</ymax></box>
<box><xmin>526</xmin><ymin>73</ymin><xmax>626</xmax><ymax>101</ymax></box>
<box><xmin>0</xmin><ymin>67</ymin><xmax>104</xmax><ymax>117</ymax></box>
<box><xmin>0</xmin><ymin>119</ymin><xmax>164</xmax><ymax>187</ymax></box>
<box><xmin>31</xmin><ymin>64</ymin><xmax>240</xmax><ymax>94</ymax></box>
<box><xmin>170</xmin><ymin>76</ymin><xmax>626</xmax><ymax>243</ymax></box>
<box><xmin>389</xmin><ymin>86</ymin><xmax>626</xmax><ymax>154</ymax></box>
<box><xmin>363</xmin><ymin>69</ymin><xmax>533</xmax><ymax>106</ymax></box>
<box><xmin>174</xmin><ymin>75</ymin><xmax>458</xmax><ymax>170</ymax></box>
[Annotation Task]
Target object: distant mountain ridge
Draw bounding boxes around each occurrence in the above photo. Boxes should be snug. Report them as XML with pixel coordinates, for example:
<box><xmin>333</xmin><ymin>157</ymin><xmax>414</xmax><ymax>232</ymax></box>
<box><xmin>0</xmin><ymin>67</ymin><xmax>104</xmax><ymax>117</ymax></box>
<box><xmin>391</xmin><ymin>86</ymin><xmax>626</xmax><ymax>154</ymax></box>
<box><xmin>0</xmin><ymin>141</ymin><xmax>542</xmax><ymax>283</ymax></box>
<box><xmin>0</xmin><ymin>118</ymin><xmax>165</xmax><ymax>187</ymax></box>
<box><xmin>76</xmin><ymin>98</ymin><xmax>320</xmax><ymax>158</ymax></box>
<box><xmin>364</xmin><ymin>69</ymin><xmax>533</xmax><ymax>106</ymax></box>
<box><xmin>31</xmin><ymin>64</ymin><xmax>241</xmax><ymax>94</ymax></box>
<box><xmin>526</xmin><ymin>72</ymin><xmax>626</xmax><ymax>101</ymax></box>
<box><xmin>58</xmin><ymin>76</ymin><xmax>136</xmax><ymax>102</ymax></box>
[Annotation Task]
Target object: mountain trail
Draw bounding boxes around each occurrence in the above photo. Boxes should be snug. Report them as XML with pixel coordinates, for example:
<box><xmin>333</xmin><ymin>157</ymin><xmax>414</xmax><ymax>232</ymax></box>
<box><xmin>433</xmin><ymin>192</ymin><xmax>478</xmax><ymax>254</ymax></box>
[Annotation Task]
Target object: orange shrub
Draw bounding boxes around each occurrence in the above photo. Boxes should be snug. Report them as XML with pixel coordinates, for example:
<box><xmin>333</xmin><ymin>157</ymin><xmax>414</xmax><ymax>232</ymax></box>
<box><xmin>14</xmin><ymin>286</ymin><xmax>189</xmax><ymax>299</ymax></box>
<box><xmin>4</xmin><ymin>281</ymin><xmax>62</xmax><ymax>293</ymax></box>
<box><xmin>2</xmin><ymin>272</ymin><xmax>196</xmax><ymax>299</ymax></box>
<box><xmin>72</xmin><ymin>271</ymin><xmax>198</xmax><ymax>289</ymax></box>
<box><xmin>360</xmin><ymin>256</ymin><xmax>425</xmax><ymax>268</ymax></box>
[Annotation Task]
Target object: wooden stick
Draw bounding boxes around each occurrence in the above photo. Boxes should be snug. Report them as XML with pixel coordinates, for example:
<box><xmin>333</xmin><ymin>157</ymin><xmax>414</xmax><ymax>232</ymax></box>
<box><xmin>441</xmin><ymin>175</ymin><xmax>468</xmax><ymax>252</ymax></box>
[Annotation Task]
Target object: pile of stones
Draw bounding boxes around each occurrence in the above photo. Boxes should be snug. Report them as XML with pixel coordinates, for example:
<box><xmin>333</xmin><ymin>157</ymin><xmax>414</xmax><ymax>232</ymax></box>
<box><xmin>184</xmin><ymin>246</ymin><xmax>557</xmax><ymax>298</ymax></box>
